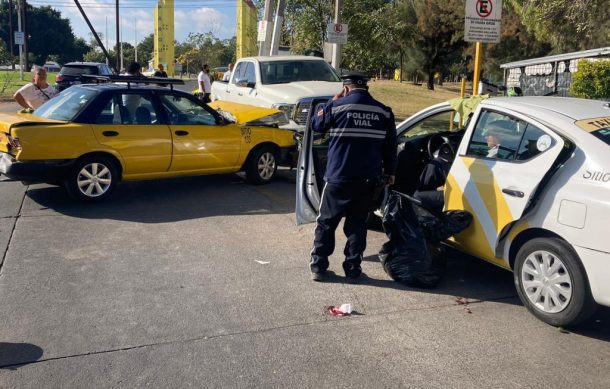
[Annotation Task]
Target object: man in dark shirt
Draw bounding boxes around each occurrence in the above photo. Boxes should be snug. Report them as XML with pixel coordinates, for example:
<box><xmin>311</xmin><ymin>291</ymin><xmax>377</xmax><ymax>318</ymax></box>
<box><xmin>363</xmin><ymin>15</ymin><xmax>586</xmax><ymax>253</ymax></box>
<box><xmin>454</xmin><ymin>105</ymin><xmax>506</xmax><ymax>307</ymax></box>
<box><xmin>309</xmin><ymin>72</ymin><xmax>397</xmax><ymax>282</ymax></box>
<box><xmin>153</xmin><ymin>64</ymin><xmax>168</xmax><ymax>78</ymax></box>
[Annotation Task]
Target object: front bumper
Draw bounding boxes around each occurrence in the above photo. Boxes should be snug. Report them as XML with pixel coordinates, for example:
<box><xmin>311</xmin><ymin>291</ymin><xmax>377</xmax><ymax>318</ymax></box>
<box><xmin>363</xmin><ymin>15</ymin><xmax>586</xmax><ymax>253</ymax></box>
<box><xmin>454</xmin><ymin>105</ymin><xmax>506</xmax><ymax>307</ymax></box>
<box><xmin>0</xmin><ymin>152</ymin><xmax>74</xmax><ymax>183</ymax></box>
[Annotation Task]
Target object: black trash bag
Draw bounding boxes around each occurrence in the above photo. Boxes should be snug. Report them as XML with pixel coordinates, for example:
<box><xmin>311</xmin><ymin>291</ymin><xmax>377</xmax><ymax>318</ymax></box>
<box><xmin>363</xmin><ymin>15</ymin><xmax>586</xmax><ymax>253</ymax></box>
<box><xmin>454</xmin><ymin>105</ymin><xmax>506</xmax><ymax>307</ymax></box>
<box><xmin>416</xmin><ymin>209</ymin><xmax>473</xmax><ymax>243</ymax></box>
<box><xmin>379</xmin><ymin>192</ymin><xmax>445</xmax><ymax>288</ymax></box>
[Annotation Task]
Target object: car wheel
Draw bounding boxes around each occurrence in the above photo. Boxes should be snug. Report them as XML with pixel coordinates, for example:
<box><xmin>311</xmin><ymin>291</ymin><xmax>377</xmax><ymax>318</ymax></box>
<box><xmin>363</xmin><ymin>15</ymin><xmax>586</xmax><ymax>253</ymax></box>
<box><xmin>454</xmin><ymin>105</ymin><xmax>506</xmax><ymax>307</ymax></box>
<box><xmin>245</xmin><ymin>146</ymin><xmax>278</xmax><ymax>185</ymax></box>
<box><xmin>65</xmin><ymin>155</ymin><xmax>119</xmax><ymax>202</ymax></box>
<box><xmin>514</xmin><ymin>238</ymin><xmax>596</xmax><ymax>327</ymax></box>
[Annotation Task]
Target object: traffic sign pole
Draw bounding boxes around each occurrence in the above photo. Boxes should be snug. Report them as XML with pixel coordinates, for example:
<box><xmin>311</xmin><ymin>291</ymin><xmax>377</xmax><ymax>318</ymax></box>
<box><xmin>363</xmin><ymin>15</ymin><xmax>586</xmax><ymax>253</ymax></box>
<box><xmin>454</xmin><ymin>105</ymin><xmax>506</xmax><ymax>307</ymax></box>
<box><xmin>473</xmin><ymin>42</ymin><xmax>482</xmax><ymax>95</ymax></box>
<box><xmin>331</xmin><ymin>0</ymin><xmax>342</xmax><ymax>70</ymax></box>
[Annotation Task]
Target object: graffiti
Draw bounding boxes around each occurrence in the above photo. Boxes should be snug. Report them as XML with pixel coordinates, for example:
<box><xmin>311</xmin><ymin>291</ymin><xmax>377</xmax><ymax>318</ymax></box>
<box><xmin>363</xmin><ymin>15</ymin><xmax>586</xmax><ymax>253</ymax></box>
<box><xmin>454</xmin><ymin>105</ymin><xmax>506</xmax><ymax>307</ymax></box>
<box><xmin>519</xmin><ymin>72</ymin><xmax>572</xmax><ymax>96</ymax></box>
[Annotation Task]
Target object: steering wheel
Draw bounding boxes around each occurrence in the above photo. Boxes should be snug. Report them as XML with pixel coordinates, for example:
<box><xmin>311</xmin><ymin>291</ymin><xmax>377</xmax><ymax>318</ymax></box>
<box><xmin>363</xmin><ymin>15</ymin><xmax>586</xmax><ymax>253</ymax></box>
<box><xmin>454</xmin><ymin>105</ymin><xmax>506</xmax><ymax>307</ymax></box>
<box><xmin>427</xmin><ymin>134</ymin><xmax>455</xmax><ymax>159</ymax></box>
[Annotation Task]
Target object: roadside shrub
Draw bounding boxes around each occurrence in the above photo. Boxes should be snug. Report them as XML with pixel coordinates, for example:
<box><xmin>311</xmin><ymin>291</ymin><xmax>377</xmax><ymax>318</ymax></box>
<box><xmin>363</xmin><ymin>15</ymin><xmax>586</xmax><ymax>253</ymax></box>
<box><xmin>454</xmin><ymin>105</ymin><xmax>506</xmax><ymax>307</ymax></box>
<box><xmin>569</xmin><ymin>59</ymin><xmax>610</xmax><ymax>99</ymax></box>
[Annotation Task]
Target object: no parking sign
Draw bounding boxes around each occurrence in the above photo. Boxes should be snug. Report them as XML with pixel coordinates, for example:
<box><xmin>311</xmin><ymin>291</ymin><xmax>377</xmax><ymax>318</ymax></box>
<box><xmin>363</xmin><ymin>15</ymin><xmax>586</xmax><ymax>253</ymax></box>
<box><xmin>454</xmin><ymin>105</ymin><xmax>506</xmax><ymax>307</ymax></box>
<box><xmin>465</xmin><ymin>0</ymin><xmax>502</xmax><ymax>43</ymax></box>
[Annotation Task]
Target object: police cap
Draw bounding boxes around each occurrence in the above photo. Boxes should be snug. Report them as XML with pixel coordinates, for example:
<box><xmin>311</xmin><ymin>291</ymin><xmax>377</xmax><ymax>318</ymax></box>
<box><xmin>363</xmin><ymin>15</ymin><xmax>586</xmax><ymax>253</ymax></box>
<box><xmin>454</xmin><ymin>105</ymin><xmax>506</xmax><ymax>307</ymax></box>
<box><xmin>341</xmin><ymin>71</ymin><xmax>368</xmax><ymax>86</ymax></box>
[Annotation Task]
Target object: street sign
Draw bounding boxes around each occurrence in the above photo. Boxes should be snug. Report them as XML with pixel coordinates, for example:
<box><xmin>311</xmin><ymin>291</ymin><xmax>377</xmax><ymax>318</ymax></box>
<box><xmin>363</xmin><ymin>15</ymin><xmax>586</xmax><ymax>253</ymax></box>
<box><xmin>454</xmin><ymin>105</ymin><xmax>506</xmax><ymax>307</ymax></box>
<box><xmin>14</xmin><ymin>31</ymin><xmax>24</xmax><ymax>45</ymax></box>
<box><xmin>465</xmin><ymin>0</ymin><xmax>502</xmax><ymax>43</ymax></box>
<box><xmin>326</xmin><ymin>23</ymin><xmax>348</xmax><ymax>45</ymax></box>
<box><xmin>257</xmin><ymin>20</ymin><xmax>268</xmax><ymax>42</ymax></box>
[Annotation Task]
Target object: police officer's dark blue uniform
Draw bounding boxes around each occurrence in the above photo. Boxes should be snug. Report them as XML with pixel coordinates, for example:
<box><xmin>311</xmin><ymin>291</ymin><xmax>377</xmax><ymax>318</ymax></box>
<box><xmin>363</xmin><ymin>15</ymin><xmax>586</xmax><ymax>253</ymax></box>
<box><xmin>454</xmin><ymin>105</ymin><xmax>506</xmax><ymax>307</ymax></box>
<box><xmin>310</xmin><ymin>72</ymin><xmax>397</xmax><ymax>281</ymax></box>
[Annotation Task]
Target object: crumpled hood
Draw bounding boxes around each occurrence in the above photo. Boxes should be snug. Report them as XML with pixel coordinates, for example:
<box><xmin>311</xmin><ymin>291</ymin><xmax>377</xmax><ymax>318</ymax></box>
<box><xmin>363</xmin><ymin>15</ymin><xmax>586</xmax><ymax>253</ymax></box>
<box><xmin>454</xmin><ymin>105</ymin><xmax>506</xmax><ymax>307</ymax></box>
<box><xmin>208</xmin><ymin>101</ymin><xmax>285</xmax><ymax>125</ymax></box>
<box><xmin>260</xmin><ymin>81</ymin><xmax>343</xmax><ymax>103</ymax></box>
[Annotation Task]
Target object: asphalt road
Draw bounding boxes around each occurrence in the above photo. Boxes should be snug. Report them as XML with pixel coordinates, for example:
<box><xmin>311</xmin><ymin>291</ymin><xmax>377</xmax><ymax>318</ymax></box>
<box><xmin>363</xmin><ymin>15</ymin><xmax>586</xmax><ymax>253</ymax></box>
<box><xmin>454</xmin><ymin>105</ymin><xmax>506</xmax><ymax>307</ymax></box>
<box><xmin>0</xmin><ymin>169</ymin><xmax>609</xmax><ymax>388</ymax></box>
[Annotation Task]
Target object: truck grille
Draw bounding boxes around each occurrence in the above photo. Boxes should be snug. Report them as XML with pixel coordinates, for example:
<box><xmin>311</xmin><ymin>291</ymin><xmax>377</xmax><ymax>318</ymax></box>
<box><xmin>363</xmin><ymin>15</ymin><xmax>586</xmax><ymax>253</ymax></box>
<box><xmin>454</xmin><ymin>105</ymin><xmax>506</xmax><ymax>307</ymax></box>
<box><xmin>294</xmin><ymin>97</ymin><xmax>332</xmax><ymax>125</ymax></box>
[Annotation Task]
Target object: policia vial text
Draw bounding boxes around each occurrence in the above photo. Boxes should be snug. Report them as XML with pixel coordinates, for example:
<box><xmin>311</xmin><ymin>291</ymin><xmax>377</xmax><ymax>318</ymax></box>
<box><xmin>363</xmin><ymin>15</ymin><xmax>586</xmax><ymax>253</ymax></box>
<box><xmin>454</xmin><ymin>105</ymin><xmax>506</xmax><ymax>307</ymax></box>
<box><xmin>347</xmin><ymin>112</ymin><xmax>380</xmax><ymax>127</ymax></box>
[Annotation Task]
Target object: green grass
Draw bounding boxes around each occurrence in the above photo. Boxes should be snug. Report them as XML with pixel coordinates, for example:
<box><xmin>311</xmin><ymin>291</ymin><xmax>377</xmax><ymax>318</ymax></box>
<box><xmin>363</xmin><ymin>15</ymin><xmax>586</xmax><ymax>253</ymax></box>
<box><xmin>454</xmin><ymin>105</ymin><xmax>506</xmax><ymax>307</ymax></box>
<box><xmin>0</xmin><ymin>70</ymin><xmax>57</xmax><ymax>100</ymax></box>
<box><xmin>367</xmin><ymin>79</ymin><xmax>471</xmax><ymax>120</ymax></box>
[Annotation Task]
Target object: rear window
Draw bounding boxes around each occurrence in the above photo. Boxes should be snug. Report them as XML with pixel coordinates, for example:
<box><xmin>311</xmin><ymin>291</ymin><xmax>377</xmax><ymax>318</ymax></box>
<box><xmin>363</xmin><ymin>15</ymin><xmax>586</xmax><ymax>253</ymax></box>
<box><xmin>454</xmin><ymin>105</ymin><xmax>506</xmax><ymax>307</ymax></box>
<box><xmin>59</xmin><ymin>65</ymin><xmax>99</xmax><ymax>76</ymax></box>
<box><xmin>591</xmin><ymin>128</ymin><xmax>610</xmax><ymax>146</ymax></box>
<box><xmin>260</xmin><ymin>60</ymin><xmax>340</xmax><ymax>84</ymax></box>
<box><xmin>575</xmin><ymin>116</ymin><xmax>610</xmax><ymax>147</ymax></box>
<box><xmin>33</xmin><ymin>87</ymin><xmax>98</xmax><ymax>121</ymax></box>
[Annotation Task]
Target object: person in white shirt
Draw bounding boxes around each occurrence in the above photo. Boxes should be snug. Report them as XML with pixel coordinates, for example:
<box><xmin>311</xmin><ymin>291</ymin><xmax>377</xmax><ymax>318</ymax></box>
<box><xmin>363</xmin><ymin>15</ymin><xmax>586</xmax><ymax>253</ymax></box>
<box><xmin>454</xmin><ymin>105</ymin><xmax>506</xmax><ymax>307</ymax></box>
<box><xmin>486</xmin><ymin>131</ymin><xmax>501</xmax><ymax>158</ymax></box>
<box><xmin>14</xmin><ymin>66</ymin><xmax>58</xmax><ymax>109</ymax></box>
<box><xmin>121</xmin><ymin>62</ymin><xmax>143</xmax><ymax>122</ymax></box>
<box><xmin>197</xmin><ymin>64</ymin><xmax>212</xmax><ymax>103</ymax></box>
<box><xmin>222</xmin><ymin>63</ymin><xmax>233</xmax><ymax>82</ymax></box>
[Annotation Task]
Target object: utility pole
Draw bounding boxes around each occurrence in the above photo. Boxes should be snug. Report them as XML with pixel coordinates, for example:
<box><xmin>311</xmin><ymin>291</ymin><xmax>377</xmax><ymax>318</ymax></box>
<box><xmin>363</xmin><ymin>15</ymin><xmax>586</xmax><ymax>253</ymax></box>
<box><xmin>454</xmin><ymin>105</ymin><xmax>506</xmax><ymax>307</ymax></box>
<box><xmin>258</xmin><ymin>0</ymin><xmax>275</xmax><ymax>56</ymax></box>
<box><xmin>22</xmin><ymin>0</ymin><xmax>28</xmax><ymax>71</ymax></box>
<box><xmin>331</xmin><ymin>0</ymin><xmax>342</xmax><ymax>70</ymax></box>
<box><xmin>115</xmin><ymin>0</ymin><xmax>120</xmax><ymax>71</ymax></box>
<box><xmin>269</xmin><ymin>0</ymin><xmax>285</xmax><ymax>56</ymax></box>
<box><xmin>120</xmin><ymin>16</ymin><xmax>123</xmax><ymax>71</ymax></box>
<box><xmin>17</xmin><ymin>0</ymin><xmax>23</xmax><ymax>79</ymax></box>
<box><xmin>8</xmin><ymin>0</ymin><xmax>14</xmax><ymax>69</ymax></box>
<box><xmin>105</xmin><ymin>16</ymin><xmax>109</xmax><ymax>65</ymax></box>
<box><xmin>134</xmin><ymin>18</ymin><xmax>137</xmax><ymax>63</ymax></box>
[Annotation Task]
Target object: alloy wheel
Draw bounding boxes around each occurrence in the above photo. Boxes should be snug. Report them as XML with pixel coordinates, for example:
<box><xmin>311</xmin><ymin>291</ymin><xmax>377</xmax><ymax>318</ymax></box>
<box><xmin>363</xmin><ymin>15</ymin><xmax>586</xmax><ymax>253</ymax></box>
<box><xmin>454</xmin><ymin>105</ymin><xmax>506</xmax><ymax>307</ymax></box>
<box><xmin>257</xmin><ymin>152</ymin><xmax>276</xmax><ymax>180</ymax></box>
<box><xmin>77</xmin><ymin>162</ymin><xmax>112</xmax><ymax>197</ymax></box>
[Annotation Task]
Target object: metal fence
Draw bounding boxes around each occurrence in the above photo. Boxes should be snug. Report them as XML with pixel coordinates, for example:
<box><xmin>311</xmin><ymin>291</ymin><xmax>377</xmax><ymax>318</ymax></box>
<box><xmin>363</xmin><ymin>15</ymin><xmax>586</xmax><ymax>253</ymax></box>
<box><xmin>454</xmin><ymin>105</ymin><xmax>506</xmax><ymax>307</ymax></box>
<box><xmin>501</xmin><ymin>47</ymin><xmax>610</xmax><ymax>97</ymax></box>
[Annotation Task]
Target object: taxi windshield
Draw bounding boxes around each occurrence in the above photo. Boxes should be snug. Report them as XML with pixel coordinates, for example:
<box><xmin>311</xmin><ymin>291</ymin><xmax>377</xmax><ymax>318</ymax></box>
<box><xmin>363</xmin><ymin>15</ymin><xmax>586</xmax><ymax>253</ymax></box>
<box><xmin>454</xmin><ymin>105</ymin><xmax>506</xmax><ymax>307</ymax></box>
<box><xmin>34</xmin><ymin>87</ymin><xmax>98</xmax><ymax>121</ymax></box>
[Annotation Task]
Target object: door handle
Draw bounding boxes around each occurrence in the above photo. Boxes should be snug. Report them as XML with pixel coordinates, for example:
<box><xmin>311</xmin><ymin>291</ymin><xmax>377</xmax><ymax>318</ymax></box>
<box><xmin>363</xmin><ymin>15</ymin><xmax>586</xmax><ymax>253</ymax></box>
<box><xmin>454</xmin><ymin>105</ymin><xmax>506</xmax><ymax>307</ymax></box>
<box><xmin>502</xmin><ymin>188</ymin><xmax>524</xmax><ymax>198</ymax></box>
<box><xmin>237</xmin><ymin>92</ymin><xmax>243</xmax><ymax>96</ymax></box>
<box><xmin>175</xmin><ymin>130</ymin><xmax>189</xmax><ymax>136</ymax></box>
<box><xmin>102</xmin><ymin>131</ymin><xmax>119</xmax><ymax>137</ymax></box>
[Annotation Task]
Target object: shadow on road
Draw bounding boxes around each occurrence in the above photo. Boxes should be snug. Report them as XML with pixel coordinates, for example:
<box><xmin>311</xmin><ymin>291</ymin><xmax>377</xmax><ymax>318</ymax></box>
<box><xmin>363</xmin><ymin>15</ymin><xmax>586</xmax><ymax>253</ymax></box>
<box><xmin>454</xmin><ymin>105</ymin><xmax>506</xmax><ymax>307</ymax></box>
<box><xmin>0</xmin><ymin>342</ymin><xmax>43</xmax><ymax>369</ymax></box>
<box><xmin>25</xmin><ymin>170</ymin><xmax>296</xmax><ymax>223</ymax></box>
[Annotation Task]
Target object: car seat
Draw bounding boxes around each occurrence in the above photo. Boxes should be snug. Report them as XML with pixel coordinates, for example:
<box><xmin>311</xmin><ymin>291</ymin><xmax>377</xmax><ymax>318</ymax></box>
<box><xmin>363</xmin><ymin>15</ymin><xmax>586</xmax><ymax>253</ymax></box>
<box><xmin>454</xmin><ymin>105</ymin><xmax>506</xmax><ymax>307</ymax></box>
<box><xmin>135</xmin><ymin>106</ymin><xmax>152</xmax><ymax>124</ymax></box>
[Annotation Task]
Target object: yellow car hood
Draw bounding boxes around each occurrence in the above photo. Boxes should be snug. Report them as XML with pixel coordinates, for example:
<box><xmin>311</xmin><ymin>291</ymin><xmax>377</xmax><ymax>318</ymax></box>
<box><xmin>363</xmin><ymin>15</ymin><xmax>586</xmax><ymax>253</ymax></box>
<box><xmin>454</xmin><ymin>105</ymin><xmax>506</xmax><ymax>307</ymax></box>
<box><xmin>208</xmin><ymin>101</ymin><xmax>284</xmax><ymax>125</ymax></box>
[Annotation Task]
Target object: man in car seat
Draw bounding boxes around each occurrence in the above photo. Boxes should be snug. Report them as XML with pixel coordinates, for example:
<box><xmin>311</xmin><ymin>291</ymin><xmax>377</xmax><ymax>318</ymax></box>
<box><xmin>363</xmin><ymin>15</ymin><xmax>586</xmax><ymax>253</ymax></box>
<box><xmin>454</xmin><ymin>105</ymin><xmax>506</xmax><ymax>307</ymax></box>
<box><xmin>414</xmin><ymin>143</ymin><xmax>452</xmax><ymax>212</ymax></box>
<box><xmin>308</xmin><ymin>72</ymin><xmax>397</xmax><ymax>282</ymax></box>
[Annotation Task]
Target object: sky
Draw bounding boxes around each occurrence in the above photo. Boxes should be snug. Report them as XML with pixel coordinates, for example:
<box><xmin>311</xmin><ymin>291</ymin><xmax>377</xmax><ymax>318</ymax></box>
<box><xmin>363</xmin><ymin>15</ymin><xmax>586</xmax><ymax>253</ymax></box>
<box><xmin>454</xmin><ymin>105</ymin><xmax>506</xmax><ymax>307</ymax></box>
<box><xmin>28</xmin><ymin>0</ymin><xmax>239</xmax><ymax>46</ymax></box>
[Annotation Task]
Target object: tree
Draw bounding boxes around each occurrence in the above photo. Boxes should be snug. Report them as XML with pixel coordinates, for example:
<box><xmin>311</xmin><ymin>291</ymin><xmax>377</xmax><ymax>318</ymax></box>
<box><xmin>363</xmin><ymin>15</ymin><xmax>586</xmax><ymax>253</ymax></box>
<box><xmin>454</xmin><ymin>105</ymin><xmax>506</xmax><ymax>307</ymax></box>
<box><xmin>137</xmin><ymin>34</ymin><xmax>154</xmax><ymax>68</ymax></box>
<box><xmin>0</xmin><ymin>3</ymin><xmax>89</xmax><ymax>66</ymax></box>
<box><xmin>284</xmin><ymin>0</ymin><xmax>333</xmax><ymax>54</ymax></box>
<box><xmin>505</xmin><ymin>0</ymin><xmax>610</xmax><ymax>52</ymax></box>
<box><xmin>570</xmin><ymin>60</ymin><xmax>610</xmax><ymax>99</ymax></box>
<box><xmin>406</xmin><ymin>0</ymin><xmax>467</xmax><ymax>90</ymax></box>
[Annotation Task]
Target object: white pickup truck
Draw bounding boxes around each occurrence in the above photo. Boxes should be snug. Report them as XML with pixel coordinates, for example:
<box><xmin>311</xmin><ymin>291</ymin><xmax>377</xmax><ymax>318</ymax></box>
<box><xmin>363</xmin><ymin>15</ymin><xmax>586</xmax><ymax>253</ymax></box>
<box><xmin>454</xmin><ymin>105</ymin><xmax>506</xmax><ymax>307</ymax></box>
<box><xmin>211</xmin><ymin>55</ymin><xmax>343</xmax><ymax>129</ymax></box>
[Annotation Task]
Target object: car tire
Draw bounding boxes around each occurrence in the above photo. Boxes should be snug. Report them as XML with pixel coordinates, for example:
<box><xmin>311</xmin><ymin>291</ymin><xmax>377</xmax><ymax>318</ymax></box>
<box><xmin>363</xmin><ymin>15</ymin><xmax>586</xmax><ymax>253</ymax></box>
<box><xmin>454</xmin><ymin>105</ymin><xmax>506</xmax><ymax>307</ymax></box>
<box><xmin>245</xmin><ymin>146</ymin><xmax>278</xmax><ymax>185</ymax></box>
<box><xmin>64</xmin><ymin>155</ymin><xmax>119</xmax><ymax>202</ymax></box>
<box><xmin>514</xmin><ymin>237</ymin><xmax>597</xmax><ymax>327</ymax></box>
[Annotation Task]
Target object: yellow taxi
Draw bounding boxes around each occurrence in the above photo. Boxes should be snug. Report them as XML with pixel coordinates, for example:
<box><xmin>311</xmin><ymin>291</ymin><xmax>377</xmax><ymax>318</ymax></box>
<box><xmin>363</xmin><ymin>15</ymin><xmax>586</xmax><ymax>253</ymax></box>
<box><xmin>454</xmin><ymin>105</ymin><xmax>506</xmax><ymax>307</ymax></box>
<box><xmin>0</xmin><ymin>78</ymin><xmax>296</xmax><ymax>202</ymax></box>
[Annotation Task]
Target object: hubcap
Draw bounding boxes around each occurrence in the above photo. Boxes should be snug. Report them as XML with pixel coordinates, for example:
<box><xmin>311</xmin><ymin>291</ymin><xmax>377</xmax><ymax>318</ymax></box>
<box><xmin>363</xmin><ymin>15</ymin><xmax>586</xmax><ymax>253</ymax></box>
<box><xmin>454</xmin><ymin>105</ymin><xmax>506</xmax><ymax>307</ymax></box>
<box><xmin>257</xmin><ymin>152</ymin><xmax>276</xmax><ymax>180</ymax></box>
<box><xmin>77</xmin><ymin>163</ymin><xmax>112</xmax><ymax>197</ymax></box>
<box><xmin>521</xmin><ymin>250</ymin><xmax>573</xmax><ymax>314</ymax></box>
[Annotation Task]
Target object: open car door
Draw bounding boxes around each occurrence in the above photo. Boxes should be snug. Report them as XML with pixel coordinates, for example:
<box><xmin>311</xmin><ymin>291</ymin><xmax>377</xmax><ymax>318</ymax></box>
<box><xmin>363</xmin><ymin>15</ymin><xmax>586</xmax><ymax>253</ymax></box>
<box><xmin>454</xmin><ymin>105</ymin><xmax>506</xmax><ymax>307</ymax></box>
<box><xmin>444</xmin><ymin>106</ymin><xmax>566</xmax><ymax>264</ymax></box>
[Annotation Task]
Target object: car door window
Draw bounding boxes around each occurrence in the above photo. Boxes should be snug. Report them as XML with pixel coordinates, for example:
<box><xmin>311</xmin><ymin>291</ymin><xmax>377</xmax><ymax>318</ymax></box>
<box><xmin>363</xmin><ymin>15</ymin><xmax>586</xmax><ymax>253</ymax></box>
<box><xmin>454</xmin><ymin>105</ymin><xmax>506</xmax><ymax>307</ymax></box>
<box><xmin>231</xmin><ymin>63</ymin><xmax>245</xmax><ymax>85</ymax></box>
<box><xmin>95</xmin><ymin>93</ymin><xmax>158</xmax><ymax>125</ymax></box>
<box><xmin>398</xmin><ymin>110</ymin><xmax>461</xmax><ymax>142</ymax></box>
<box><xmin>159</xmin><ymin>94</ymin><xmax>217</xmax><ymax>125</ymax></box>
<box><xmin>515</xmin><ymin>123</ymin><xmax>555</xmax><ymax>161</ymax></box>
<box><xmin>466</xmin><ymin>110</ymin><xmax>526</xmax><ymax>161</ymax></box>
<box><xmin>244</xmin><ymin>62</ymin><xmax>256</xmax><ymax>84</ymax></box>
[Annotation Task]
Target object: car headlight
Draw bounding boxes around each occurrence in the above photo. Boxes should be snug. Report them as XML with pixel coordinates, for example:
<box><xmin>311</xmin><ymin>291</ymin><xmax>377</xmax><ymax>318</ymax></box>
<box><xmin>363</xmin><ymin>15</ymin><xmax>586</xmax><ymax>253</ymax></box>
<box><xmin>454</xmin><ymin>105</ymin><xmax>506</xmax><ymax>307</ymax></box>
<box><xmin>272</xmin><ymin>103</ymin><xmax>296</xmax><ymax>120</ymax></box>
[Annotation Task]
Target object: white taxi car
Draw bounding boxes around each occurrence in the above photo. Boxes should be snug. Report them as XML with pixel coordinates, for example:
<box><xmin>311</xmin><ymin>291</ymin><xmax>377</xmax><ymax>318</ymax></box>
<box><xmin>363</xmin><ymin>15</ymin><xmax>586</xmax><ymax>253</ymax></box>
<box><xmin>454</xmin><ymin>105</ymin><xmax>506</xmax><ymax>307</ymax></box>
<box><xmin>297</xmin><ymin>96</ymin><xmax>610</xmax><ymax>327</ymax></box>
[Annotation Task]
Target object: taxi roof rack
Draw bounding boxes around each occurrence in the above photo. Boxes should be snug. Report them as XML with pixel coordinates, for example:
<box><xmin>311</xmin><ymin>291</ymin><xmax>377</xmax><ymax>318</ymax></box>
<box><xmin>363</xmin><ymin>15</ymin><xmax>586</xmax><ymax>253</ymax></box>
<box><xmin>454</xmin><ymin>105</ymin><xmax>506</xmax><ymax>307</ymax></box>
<box><xmin>81</xmin><ymin>75</ymin><xmax>185</xmax><ymax>90</ymax></box>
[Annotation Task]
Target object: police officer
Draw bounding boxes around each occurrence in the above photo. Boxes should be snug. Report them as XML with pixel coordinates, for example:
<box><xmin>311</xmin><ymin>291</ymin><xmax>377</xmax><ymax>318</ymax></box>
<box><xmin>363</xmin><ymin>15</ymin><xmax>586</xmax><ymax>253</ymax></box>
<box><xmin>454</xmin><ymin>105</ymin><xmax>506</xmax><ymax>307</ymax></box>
<box><xmin>310</xmin><ymin>72</ymin><xmax>397</xmax><ymax>282</ymax></box>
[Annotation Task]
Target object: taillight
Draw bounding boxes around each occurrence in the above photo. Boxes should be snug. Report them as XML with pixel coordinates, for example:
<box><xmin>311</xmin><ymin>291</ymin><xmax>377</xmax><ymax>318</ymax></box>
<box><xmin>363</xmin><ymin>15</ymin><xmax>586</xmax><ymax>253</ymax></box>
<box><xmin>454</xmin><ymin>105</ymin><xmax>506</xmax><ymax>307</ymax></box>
<box><xmin>56</xmin><ymin>74</ymin><xmax>64</xmax><ymax>82</ymax></box>
<box><xmin>7</xmin><ymin>135</ymin><xmax>21</xmax><ymax>150</ymax></box>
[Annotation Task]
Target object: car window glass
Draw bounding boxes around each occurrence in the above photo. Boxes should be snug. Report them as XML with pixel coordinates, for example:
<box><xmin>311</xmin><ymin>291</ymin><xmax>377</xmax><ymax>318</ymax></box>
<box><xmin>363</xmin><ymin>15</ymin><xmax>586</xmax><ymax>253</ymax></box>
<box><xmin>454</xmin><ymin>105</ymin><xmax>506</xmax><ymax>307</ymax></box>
<box><xmin>33</xmin><ymin>87</ymin><xmax>98</xmax><ymax>121</ymax></box>
<box><xmin>60</xmin><ymin>66</ymin><xmax>97</xmax><ymax>76</ymax></box>
<box><xmin>397</xmin><ymin>110</ymin><xmax>461</xmax><ymax>142</ymax></box>
<box><xmin>159</xmin><ymin>94</ymin><xmax>217</xmax><ymax>125</ymax></box>
<box><xmin>466</xmin><ymin>110</ymin><xmax>526</xmax><ymax>161</ymax></box>
<box><xmin>95</xmin><ymin>93</ymin><xmax>158</xmax><ymax>125</ymax></box>
<box><xmin>244</xmin><ymin>62</ymin><xmax>256</xmax><ymax>84</ymax></box>
<box><xmin>516</xmin><ymin>123</ymin><xmax>554</xmax><ymax>160</ymax></box>
<box><xmin>231</xmin><ymin>63</ymin><xmax>245</xmax><ymax>84</ymax></box>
